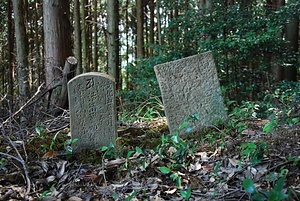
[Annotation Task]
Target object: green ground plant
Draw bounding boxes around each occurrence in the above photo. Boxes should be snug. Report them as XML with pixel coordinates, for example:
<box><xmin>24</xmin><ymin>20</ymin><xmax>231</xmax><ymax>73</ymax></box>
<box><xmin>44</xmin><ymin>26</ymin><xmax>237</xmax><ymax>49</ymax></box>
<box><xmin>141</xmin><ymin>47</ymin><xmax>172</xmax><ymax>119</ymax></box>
<box><xmin>240</xmin><ymin>141</ymin><xmax>267</xmax><ymax>165</ymax></box>
<box><xmin>243</xmin><ymin>176</ymin><xmax>288</xmax><ymax>201</ymax></box>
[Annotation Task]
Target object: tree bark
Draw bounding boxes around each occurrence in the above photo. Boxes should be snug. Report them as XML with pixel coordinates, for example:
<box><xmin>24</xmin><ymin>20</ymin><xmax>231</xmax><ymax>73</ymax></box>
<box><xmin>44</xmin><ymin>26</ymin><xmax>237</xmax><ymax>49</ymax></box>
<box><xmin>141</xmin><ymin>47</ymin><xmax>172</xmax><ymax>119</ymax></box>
<box><xmin>74</xmin><ymin>0</ymin><xmax>82</xmax><ymax>75</ymax></box>
<box><xmin>149</xmin><ymin>0</ymin><xmax>154</xmax><ymax>57</ymax></box>
<box><xmin>12</xmin><ymin>0</ymin><xmax>30</xmax><ymax>108</ymax></box>
<box><xmin>284</xmin><ymin>0</ymin><xmax>299</xmax><ymax>81</ymax></box>
<box><xmin>107</xmin><ymin>0</ymin><xmax>120</xmax><ymax>89</ymax></box>
<box><xmin>7</xmin><ymin>0</ymin><xmax>14</xmax><ymax>109</ymax></box>
<box><xmin>93</xmin><ymin>0</ymin><xmax>98</xmax><ymax>72</ymax></box>
<box><xmin>43</xmin><ymin>0</ymin><xmax>72</xmax><ymax>111</ymax></box>
<box><xmin>34</xmin><ymin>0</ymin><xmax>42</xmax><ymax>86</ymax></box>
<box><xmin>270</xmin><ymin>0</ymin><xmax>285</xmax><ymax>81</ymax></box>
<box><xmin>136</xmin><ymin>0</ymin><xmax>144</xmax><ymax>59</ymax></box>
<box><xmin>80</xmin><ymin>0</ymin><xmax>88</xmax><ymax>72</ymax></box>
<box><xmin>156</xmin><ymin>0</ymin><xmax>163</xmax><ymax>54</ymax></box>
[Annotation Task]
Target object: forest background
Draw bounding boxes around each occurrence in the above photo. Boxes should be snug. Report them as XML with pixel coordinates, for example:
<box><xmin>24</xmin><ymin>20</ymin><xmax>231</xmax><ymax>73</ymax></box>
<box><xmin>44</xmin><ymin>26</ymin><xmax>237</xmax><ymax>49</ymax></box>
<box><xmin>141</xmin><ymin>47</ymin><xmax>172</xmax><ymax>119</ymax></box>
<box><xmin>0</xmin><ymin>0</ymin><xmax>299</xmax><ymax>122</ymax></box>
<box><xmin>0</xmin><ymin>0</ymin><xmax>299</xmax><ymax>200</ymax></box>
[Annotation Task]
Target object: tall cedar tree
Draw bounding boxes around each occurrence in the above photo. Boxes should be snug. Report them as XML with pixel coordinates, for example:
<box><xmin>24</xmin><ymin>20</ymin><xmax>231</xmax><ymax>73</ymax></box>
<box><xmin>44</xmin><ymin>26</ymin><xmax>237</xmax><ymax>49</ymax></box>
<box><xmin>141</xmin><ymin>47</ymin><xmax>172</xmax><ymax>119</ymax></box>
<box><xmin>43</xmin><ymin>0</ymin><xmax>72</xmax><ymax>111</ymax></box>
<box><xmin>12</xmin><ymin>0</ymin><xmax>30</xmax><ymax>108</ymax></box>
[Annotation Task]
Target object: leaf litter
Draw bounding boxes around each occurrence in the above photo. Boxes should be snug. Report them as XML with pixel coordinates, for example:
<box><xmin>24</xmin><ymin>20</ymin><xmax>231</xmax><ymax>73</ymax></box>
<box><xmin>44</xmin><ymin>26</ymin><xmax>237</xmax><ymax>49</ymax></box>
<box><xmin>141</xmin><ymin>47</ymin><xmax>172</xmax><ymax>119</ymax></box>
<box><xmin>1</xmin><ymin>114</ymin><xmax>300</xmax><ymax>200</ymax></box>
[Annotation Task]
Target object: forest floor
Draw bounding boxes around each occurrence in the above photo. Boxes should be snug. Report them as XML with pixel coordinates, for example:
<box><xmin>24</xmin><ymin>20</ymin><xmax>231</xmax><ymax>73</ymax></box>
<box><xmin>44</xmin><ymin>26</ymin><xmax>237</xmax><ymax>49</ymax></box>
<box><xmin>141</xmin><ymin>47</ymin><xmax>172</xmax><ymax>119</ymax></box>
<box><xmin>1</xmin><ymin>113</ymin><xmax>300</xmax><ymax>201</ymax></box>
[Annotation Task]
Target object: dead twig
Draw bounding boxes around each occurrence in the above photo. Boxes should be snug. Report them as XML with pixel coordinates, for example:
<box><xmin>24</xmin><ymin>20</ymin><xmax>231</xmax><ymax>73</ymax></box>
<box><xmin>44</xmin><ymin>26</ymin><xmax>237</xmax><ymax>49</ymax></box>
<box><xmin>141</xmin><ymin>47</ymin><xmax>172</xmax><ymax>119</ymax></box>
<box><xmin>1</xmin><ymin>83</ymin><xmax>44</xmax><ymax>127</ymax></box>
<box><xmin>1</xmin><ymin>123</ymin><xmax>31</xmax><ymax>198</ymax></box>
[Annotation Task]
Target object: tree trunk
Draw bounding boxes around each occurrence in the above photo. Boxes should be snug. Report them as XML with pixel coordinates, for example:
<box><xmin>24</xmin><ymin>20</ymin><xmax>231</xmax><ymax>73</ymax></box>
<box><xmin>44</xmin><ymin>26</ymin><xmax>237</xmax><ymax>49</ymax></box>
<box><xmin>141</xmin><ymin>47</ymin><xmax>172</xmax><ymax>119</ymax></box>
<box><xmin>149</xmin><ymin>0</ymin><xmax>154</xmax><ymax>57</ymax></box>
<box><xmin>12</xmin><ymin>0</ymin><xmax>30</xmax><ymax>108</ymax></box>
<box><xmin>80</xmin><ymin>0</ymin><xmax>88</xmax><ymax>72</ymax></box>
<box><xmin>284</xmin><ymin>0</ymin><xmax>299</xmax><ymax>81</ymax></box>
<box><xmin>270</xmin><ymin>0</ymin><xmax>285</xmax><ymax>81</ymax></box>
<box><xmin>136</xmin><ymin>0</ymin><xmax>144</xmax><ymax>59</ymax></box>
<box><xmin>43</xmin><ymin>0</ymin><xmax>72</xmax><ymax>112</ymax></box>
<box><xmin>86</xmin><ymin>0</ymin><xmax>93</xmax><ymax>71</ymax></box>
<box><xmin>198</xmin><ymin>0</ymin><xmax>212</xmax><ymax>11</ymax></box>
<box><xmin>107</xmin><ymin>0</ymin><xmax>120</xmax><ymax>89</ymax></box>
<box><xmin>156</xmin><ymin>0</ymin><xmax>163</xmax><ymax>54</ymax></box>
<box><xmin>34</xmin><ymin>0</ymin><xmax>42</xmax><ymax>86</ymax></box>
<box><xmin>93</xmin><ymin>0</ymin><xmax>98</xmax><ymax>72</ymax></box>
<box><xmin>125</xmin><ymin>0</ymin><xmax>130</xmax><ymax>90</ymax></box>
<box><xmin>7</xmin><ymin>0</ymin><xmax>14</xmax><ymax>109</ymax></box>
<box><xmin>74</xmin><ymin>0</ymin><xmax>82</xmax><ymax>75</ymax></box>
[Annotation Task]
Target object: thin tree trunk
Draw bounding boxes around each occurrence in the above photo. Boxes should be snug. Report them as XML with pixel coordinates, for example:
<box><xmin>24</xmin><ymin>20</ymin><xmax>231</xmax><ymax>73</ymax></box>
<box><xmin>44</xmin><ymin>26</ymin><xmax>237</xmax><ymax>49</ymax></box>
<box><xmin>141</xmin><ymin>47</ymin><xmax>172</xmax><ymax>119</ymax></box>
<box><xmin>125</xmin><ymin>0</ymin><xmax>129</xmax><ymax>90</ymax></box>
<box><xmin>284</xmin><ymin>0</ymin><xmax>299</xmax><ymax>81</ymax></box>
<box><xmin>86</xmin><ymin>0</ymin><xmax>92</xmax><ymax>71</ymax></box>
<box><xmin>107</xmin><ymin>0</ymin><xmax>120</xmax><ymax>88</ymax></box>
<box><xmin>156</xmin><ymin>0</ymin><xmax>162</xmax><ymax>54</ymax></box>
<box><xmin>12</xmin><ymin>0</ymin><xmax>30</xmax><ymax>109</ymax></box>
<box><xmin>33</xmin><ymin>0</ymin><xmax>41</xmax><ymax>86</ymax></box>
<box><xmin>81</xmin><ymin>0</ymin><xmax>88</xmax><ymax>72</ymax></box>
<box><xmin>74</xmin><ymin>0</ymin><xmax>82</xmax><ymax>74</ymax></box>
<box><xmin>7</xmin><ymin>0</ymin><xmax>14</xmax><ymax>109</ymax></box>
<box><xmin>270</xmin><ymin>0</ymin><xmax>285</xmax><ymax>81</ymax></box>
<box><xmin>149</xmin><ymin>0</ymin><xmax>154</xmax><ymax>57</ymax></box>
<box><xmin>136</xmin><ymin>0</ymin><xmax>144</xmax><ymax>59</ymax></box>
<box><xmin>93</xmin><ymin>0</ymin><xmax>98</xmax><ymax>72</ymax></box>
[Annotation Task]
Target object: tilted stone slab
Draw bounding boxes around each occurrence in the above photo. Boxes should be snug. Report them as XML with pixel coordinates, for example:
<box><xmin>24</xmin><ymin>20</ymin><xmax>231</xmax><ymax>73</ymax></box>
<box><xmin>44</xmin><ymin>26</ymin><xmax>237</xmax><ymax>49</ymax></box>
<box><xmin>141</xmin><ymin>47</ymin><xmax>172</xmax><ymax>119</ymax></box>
<box><xmin>154</xmin><ymin>51</ymin><xmax>227</xmax><ymax>134</ymax></box>
<box><xmin>68</xmin><ymin>72</ymin><xmax>117</xmax><ymax>152</ymax></box>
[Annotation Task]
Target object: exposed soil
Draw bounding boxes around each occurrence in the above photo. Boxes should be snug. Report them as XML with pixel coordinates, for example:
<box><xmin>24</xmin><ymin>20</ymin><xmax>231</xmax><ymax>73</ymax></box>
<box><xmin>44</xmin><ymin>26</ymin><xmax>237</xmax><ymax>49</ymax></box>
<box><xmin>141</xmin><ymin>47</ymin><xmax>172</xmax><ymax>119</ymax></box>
<box><xmin>1</xmin><ymin>114</ymin><xmax>300</xmax><ymax>201</ymax></box>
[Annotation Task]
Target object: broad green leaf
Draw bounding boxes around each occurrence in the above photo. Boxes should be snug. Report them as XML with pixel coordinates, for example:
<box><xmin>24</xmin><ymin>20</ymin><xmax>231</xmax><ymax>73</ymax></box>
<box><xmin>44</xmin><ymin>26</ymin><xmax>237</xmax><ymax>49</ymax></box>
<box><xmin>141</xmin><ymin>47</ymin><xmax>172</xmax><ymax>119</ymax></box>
<box><xmin>180</xmin><ymin>188</ymin><xmax>191</xmax><ymax>200</ymax></box>
<box><xmin>243</xmin><ymin>178</ymin><xmax>256</xmax><ymax>194</ymax></box>
<box><xmin>159</xmin><ymin>166</ymin><xmax>171</xmax><ymax>174</ymax></box>
<box><xmin>265</xmin><ymin>172</ymin><xmax>280</xmax><ymax>182</ymax></box>
<box><xmin>35</xmin><ymin>127</ymin><xmax>42</xmax><ymax>135</ymax></box>
<box><xmin>176</xmin><ymin>176</ymin><xmax>181</xmax><ymax>188</ymax></box>
<box><xmin>179</xmin><ymin>121</ymin><xmax>188</xmax><ymax>130</ymax></box>
<box><xmin>273</xmin><ymin>177</ymin><xmax>285</xmax><ymax>192</ymax></box>
<box><xmin>135</xmin><ymin>146</ymin><xmax>143</xmax><ymax>155</ymax></box>
<box><xmin>101</xmin><ymin>146</ymin><xmax>108</xmax><ymax>151</ymax></box>
<box><xmin>170</xmin><ymin>172</ymin><xmax>178</xmax><ymax>180</ymax></box>
<box><xmin>72</xmin><ymin>138</ymin><xmax>78</xmax><ymax>144</ymax></box>
<box><xmin>263</xmin><ymin>119</ymin><xmax>277</xmax><ymax>135</ymax></box>
<box><xmin>251</xmin><ymin>193</ymin><xmax>267</xmax><ymax>201</ymax></box>
<box><xmin>0</xmin><ymin>158</ymin><xmax>6</xmax><ymax>170</ymax></box>
<box><xmin>292</xmin><ymin>117</ymin><xmax>299</xmax><ymax>124</ymax></box>
<box><xmin>247</xmin><ymin>142</ymin><xmax>257</xmax><ymax>149</ymax></box>
<box><xmin>127</xmin><ymin>150</ymin><xmax>135</xmax><ymax>158</ymax></box>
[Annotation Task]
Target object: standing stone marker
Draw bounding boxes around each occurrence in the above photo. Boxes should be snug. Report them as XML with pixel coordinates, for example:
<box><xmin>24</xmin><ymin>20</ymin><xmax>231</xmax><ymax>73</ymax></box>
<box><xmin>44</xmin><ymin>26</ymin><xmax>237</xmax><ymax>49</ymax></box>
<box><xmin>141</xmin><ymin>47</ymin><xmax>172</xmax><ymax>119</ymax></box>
<box><xmin>68</xmin><ymin>72</ymin><xmax>117</xmax><ymax>151</ymax></box>
<box><xmin>154</xmin><ymin>51</ymin><xmax>227</xmax><ymax>134</ymax></box>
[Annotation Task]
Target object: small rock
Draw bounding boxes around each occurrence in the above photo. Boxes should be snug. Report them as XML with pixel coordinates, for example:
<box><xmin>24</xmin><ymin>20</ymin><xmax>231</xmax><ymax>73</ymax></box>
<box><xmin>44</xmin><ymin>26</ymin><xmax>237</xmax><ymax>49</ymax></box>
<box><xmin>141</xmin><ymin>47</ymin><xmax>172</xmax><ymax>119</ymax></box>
<box><xmin>41</xmin><ymin>196</ymin><xmax>60</xmax><ymax>201</ymax></box>
<box><xmin>67</xmin><ymin>196</ymin><xmax>83</xmax><ymax>201</ymax></box>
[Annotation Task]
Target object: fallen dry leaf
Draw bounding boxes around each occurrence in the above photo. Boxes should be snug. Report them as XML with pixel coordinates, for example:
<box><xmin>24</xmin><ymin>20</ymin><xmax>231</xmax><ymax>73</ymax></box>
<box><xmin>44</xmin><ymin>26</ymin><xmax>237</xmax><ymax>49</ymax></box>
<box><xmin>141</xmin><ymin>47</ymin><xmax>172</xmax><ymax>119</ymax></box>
<box><xmin>42</xmin><ymin>150</ymin><xmax>58</xmax><ymax>159</ymax></box>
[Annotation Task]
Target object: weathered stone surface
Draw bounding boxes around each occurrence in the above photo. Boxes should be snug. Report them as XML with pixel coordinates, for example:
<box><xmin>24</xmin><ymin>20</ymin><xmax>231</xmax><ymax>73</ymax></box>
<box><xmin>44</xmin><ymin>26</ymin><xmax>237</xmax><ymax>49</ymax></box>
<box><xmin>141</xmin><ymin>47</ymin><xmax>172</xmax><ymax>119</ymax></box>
<box><xmin>154</xmin><ymin>51</ymin><xmax>227</xmax><ymax>134</ymax></box>
<box><xmin>68</xmin><ymin>72</ymin><xmax>117</xmax><ymax>151</ymax></box>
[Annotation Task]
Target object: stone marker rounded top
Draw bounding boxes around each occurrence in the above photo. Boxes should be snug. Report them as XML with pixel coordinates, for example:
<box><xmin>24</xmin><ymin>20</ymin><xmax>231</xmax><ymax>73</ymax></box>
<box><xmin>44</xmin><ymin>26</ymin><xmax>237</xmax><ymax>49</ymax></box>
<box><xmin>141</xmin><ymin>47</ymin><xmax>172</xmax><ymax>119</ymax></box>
<box><xmin>68</xmin><ymin>72</ymin><xmax>115</xmax><ymax>84</ymax></box>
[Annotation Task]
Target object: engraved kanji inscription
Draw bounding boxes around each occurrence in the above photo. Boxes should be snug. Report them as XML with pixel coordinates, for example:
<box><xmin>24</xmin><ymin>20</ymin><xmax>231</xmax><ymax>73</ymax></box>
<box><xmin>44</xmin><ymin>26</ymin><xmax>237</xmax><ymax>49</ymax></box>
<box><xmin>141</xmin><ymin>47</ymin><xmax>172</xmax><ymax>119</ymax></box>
<box><xmin>154</xmin><ymin>51</ymin><xmax>227</xmax><ymax>134</ymax></box>
<box><xmin>68</xmin><ymin>72</ymin><xmax>117</xmax><ymax>152</ymax></box>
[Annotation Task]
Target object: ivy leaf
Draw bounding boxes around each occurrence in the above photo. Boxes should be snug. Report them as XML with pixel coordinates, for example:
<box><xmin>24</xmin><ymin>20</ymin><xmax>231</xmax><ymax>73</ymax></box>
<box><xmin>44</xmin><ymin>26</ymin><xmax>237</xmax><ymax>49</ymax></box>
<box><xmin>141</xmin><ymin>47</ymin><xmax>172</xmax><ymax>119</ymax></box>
<box><xmin>243</xmin><ymin>178</ymin><xmax>256</xmax><ymax>194</ymax></box>
<box><xmin>159</xmin><ymin>166</ymin><xmax>171</xmax><ymax>174</ymax></box>
<box><xmin>101</xmin><ymin>146</ymin><xmax>108</xmax><ymax>151</ymax></box>
<box><xmin>180</xmin><ymin>188</ymin><xmax>191</xmax><ymax>200</ymax></box>
<box><xmin>179</xmin><ymin>121</ymin><xmax>188</xmax><ymax>130</ymax></box>
<box><xmin>263</xmin><ymin>118</ymin><xmax>277</xmax><ymax>135</ymax></box>
<box><xmin>135</xmin><ymin>146</ymin><xmax>143</xmax><ymax>155</ymax></box>
<box><xmin>127</xmin><ymin>150</ymin><xmax>135</xmax><ymax>158</ymax></box>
